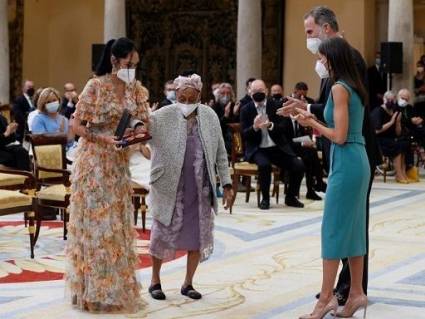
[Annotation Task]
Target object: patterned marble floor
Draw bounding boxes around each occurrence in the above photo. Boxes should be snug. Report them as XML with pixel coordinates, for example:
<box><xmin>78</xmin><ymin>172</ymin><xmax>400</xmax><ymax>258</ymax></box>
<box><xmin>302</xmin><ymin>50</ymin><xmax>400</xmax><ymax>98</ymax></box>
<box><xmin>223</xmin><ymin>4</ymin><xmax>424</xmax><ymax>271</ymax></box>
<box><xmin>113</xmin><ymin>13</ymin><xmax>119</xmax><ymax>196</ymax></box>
<box><xmin>1</xmin><ymin>176</ymin><xmax>425</xmax><ymax>319</ymax></box>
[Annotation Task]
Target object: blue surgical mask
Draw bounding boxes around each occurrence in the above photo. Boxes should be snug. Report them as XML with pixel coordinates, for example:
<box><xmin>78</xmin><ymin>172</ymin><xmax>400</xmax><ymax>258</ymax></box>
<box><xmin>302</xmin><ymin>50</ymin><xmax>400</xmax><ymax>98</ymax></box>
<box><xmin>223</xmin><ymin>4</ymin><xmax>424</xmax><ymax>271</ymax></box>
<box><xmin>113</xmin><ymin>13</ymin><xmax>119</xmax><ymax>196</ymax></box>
<box><xmin>46</xmin><ymin>101</ymin><xmax>60</xmax><ymax>113</ymax></box>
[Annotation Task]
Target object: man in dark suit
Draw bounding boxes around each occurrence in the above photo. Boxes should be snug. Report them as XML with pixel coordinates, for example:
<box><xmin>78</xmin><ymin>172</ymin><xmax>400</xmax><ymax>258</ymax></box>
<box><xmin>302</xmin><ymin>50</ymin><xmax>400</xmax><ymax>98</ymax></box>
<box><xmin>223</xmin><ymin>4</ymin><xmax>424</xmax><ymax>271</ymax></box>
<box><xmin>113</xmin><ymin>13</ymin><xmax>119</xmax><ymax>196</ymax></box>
<box><xmin>240</xmin><ymin>79</ymin><xmax>305</xmax><ymax>210</ymax></box>
<box><xmin>60</xmin><ymin>82</ymin><xmax>79</xmax><ymax>119</ymax></box>
<box><xmin>282</xmin><ymin>116</ymin><xmax>325</xmax><ymax>199</ymax></box>
<box><xmin>278</xmin><ymin>6</ymin><xmax>381</xmax><ymax>305</ymax></box>
<box><xmin>156</xmin><ymin>80</ymin><xmax>176</xmax><ymax>111</ymax></box>
<box><xmin>367</xmin><ymin>53</ymin><xmax>387</xmax><ymax>110</ymax></box>
<box><xmin>12</xmin><ymin>80</ymin><xmax>35</xmax><ymax>143</ymax></box>
<box><xmin>239</xmin><ymin>77</ymin><xmax>256</xmax><ymax>108</ymax></box>
<box><xmin>0</xmin><ymin>114</ymin><xmax>30</xmax><ymax>171</ymax></box>
<box><xmin>292</xmin><ymin>82</ymin><xmax>315</xmax><ymax>104</ymax></box>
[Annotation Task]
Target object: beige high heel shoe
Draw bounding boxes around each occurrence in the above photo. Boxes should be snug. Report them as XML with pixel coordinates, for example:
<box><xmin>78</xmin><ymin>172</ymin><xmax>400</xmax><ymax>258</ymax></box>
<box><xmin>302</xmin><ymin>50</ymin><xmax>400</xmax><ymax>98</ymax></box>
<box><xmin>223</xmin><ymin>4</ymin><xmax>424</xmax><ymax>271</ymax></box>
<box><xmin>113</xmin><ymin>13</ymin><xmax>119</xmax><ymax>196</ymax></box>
<box><xmin>299</xmin><ymin>297</ymin><xmax>338</xmax><ymax>319</ymax></box>
<box><xmin>335</xmin><ymin>295</ymin><xmax>368</xmax><ymax>318</ymax></box>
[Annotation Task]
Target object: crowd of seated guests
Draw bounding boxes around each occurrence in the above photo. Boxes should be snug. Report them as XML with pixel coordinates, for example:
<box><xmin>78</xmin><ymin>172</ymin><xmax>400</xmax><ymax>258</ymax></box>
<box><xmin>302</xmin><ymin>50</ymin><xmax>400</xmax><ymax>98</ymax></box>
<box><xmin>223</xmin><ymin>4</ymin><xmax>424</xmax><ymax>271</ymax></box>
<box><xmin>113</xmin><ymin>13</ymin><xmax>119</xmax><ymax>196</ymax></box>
<box><xmin>371</xmin><ymin>86</ymin><xmax>425</xmax><ymax>183</ymax></box>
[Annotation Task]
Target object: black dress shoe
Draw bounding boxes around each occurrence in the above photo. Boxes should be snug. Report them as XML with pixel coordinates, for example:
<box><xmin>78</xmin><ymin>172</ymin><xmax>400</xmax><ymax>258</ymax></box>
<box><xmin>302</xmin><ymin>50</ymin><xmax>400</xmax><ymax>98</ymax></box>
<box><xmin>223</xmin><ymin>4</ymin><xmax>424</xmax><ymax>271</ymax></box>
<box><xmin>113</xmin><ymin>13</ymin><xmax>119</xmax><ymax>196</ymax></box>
<box><xmin>285</xmin><ymin>196</ymin><xmax>304</xmax><ymax>208</ymax></box>
<box><xmin>149</xmin><ymin>283</ymin><xmax>166</xmax><ymax>300</ymax></box>
<box><xmin>181</xmin><ymin>285</ymin><xmax>202</xmax><ymax>300</ymax></box>
<box><xmin>314</xmin><ymin>182</ymin><xmax>327</xmax><ymax>192</ymax></box>
<box><xmin>306</xmin><ymin>190</ymin><xmax>322</xmax><ymax>200</ymax></box>
<box><xmin>259</xmin><ymin>199</ymin><xmax>270</xmax><ymax>210</ymax></box>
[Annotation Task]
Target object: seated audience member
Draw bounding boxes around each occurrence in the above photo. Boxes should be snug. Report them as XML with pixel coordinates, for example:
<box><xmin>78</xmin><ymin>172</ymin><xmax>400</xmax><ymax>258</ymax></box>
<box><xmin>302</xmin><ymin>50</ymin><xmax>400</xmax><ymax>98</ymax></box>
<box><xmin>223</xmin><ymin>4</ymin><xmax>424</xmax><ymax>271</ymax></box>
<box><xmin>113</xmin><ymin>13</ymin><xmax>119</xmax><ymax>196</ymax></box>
<box><xmin>292</xmin><ymin>82</ymin><xmax>315</xmax><ymax>104</ymax></box>
<box><xmin>282</xmin><ymin>115</ymin><xmax>326</xmax><ymax>199</ymax></box>
<box><xmin>0</xmin><ymin>113</ymin><xmax>31</xmax><ymax>170</ymax></box>
<box><xmin>212</xmin><ymin>82</ymin><xmax>240</xmax><ymax>153</ymax></box>
<box><xmin>207</xmin><ymin>82</ymin><xmax>221</xmax><ymax>107</ymax></box>
<box><xmin>270</xmin><ymin>84</ymin><xmax>284</xmax><ymax>104</ymax></box>
<box><xmin>12</xmin><ymin>80</ymin><xmax>35</xmax><ymax>143</ymax></box>
<box><xmin>371</xmin><ymin>91</ymin><xmax>410</xmax><ymax>183</ymax></box>
<box><xmin>397</xmin><ymin>88</ymin><xmax>425</xmax><ymax>179</ymax></box>
<box><xmin>27</xmin><ymin>87</ymin><xmax>44</xmax><ymax>132</ymax></box>
<box><xmin>240</xmin><ymin>79</ymin><xmax>305</xmax><ymax>209</ymax></box>
<box><xmin>60</xmin><ymin>82</ymin><xmax>79</xmax><ymax>119</ymax></box>
<box><xmin>239</xmin><ymin>77</ymin><xmax>256</xmax><ymax>107</ymax></box>
<box><xmin>154</xmin><ymin>80</ymin><xmax>176</xmax><ymax>111</ymax></box>
<box><xmin>31</xmin><ymin>87</ymin><xmax>74</xmax><ymax>149</ymax></box>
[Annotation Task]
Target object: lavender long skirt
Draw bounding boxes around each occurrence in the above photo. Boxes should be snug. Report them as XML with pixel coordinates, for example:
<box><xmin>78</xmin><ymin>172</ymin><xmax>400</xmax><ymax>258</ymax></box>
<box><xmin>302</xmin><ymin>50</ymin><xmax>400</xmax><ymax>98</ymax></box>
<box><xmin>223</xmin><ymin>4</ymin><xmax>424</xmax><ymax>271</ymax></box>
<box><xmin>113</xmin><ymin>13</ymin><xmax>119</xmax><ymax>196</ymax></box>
<box><xmin>149</xmin><ymin>121</ymin><xmax>214</xmax><ymax>262</ymax></box>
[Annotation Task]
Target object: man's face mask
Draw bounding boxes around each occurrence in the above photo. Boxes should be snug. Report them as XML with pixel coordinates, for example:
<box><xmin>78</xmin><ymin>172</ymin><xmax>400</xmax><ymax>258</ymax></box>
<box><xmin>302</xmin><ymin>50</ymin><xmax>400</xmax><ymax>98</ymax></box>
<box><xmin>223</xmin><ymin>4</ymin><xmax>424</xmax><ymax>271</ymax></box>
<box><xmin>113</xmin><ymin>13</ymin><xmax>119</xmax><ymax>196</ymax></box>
<box><xmin>252</xmin><ymin>92</ymin><xmax>266</xmax><ymax>103</ymax></box>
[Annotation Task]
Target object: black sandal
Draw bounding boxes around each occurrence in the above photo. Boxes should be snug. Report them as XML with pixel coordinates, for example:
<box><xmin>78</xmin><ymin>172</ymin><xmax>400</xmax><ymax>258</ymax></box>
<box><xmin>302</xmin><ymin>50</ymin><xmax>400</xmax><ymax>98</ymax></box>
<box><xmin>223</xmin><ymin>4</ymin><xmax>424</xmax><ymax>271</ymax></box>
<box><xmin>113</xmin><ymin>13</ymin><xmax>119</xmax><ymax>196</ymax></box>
<box><xmin>149</xmin><ymin>283</ymin><xmax>166</xmax><ymax>300</ymax></box>
<box><xmin>181</xmin><ymin>285</ymin><xmax>202</xmax><ymax>300</ymax></box>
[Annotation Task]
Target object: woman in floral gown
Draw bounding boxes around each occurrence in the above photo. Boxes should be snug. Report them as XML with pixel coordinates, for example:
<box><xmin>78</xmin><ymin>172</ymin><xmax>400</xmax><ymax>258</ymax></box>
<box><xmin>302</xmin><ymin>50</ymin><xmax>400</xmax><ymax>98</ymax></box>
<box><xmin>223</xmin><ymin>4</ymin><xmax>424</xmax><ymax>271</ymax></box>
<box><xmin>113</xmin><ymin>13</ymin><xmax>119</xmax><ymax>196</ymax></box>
<box><xmin>66</xmin><ymin>38</ymin><xmax>149</xmax><ymax>313</ymax></box>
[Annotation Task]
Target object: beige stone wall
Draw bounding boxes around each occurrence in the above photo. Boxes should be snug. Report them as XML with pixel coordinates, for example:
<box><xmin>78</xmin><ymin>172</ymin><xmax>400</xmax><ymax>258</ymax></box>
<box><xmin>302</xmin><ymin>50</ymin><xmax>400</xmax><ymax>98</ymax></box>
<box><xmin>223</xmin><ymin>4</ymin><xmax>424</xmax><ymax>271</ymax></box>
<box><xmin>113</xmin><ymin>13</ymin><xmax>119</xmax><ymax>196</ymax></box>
<box><xmin>22</xmin><ymin>0</ymin><xmax>104</xmax><ymax>95</ymax></box>
<box><xmin>283</xmin><ymin>0</ymin><xmax>376</xmax><ymax>98</ymax></box>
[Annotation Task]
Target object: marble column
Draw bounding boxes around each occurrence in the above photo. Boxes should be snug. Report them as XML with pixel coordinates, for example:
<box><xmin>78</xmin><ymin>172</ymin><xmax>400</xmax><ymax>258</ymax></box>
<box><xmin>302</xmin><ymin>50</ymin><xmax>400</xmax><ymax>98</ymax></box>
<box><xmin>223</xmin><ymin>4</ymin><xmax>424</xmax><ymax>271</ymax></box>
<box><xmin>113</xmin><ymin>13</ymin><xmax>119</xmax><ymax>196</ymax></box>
<box><xmin>104</xmin><ymin>0</ymin><xmax>126</xmax><ymax>42</ymax></box>
<box><xmin>0</xmin><ymin>0</ymin><xmax>10</xmax><ymax>104</ymax></box>
<box><xmin>236</xmin><ymin>0</ymin><xmax>262</xmax><ymax>99</ymax></box>
<box><xmin>388</xmin><ymin>0</ymin><xmax>414</xmax><ymax>92</ymax></box>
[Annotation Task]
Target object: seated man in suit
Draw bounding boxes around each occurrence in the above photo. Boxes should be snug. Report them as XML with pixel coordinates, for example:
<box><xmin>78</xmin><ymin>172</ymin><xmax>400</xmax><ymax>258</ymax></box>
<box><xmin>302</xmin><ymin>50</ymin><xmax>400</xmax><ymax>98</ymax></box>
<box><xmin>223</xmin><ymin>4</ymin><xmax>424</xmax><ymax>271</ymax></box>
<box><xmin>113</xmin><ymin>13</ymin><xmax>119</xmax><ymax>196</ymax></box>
<box><xmin>282</xmin><ymin>115</ymin><xmax>326</xmax><ymax>199</ymax></box>
<box><xmin>240</xmin><ymin>79</ymin><xmax>305</xmax><ymax>209</ymax></box>
<box><xmin>12</xmin><ymin>80</ymin><xmax>35</xmax><ymax>143</ymax></box>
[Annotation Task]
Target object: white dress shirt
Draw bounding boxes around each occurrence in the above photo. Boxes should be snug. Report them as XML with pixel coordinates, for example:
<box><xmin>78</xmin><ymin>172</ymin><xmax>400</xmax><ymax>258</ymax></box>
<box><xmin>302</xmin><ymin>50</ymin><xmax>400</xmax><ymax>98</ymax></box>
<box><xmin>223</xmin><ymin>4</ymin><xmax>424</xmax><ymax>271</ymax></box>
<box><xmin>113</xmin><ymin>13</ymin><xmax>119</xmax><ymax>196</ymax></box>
<box><xmin>24</xmin><ymin>93</ymin><xmax>34</xmax><ymax>110</ymax></box>
<box><xmin>254</xmin><ymin>100</ymin><xmax>276</xmax><ymax>148</ymax></box>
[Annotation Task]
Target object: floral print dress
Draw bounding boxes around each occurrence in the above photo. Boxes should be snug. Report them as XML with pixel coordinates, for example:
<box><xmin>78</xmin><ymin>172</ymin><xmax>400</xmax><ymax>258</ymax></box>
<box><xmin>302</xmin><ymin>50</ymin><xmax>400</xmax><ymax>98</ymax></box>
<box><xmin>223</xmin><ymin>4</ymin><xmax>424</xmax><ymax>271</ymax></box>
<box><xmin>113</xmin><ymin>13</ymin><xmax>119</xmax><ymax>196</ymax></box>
<box><xmin>65</xmin><ymin>74</ymin><xmax>149</xmax><ymax>313</ymax></box>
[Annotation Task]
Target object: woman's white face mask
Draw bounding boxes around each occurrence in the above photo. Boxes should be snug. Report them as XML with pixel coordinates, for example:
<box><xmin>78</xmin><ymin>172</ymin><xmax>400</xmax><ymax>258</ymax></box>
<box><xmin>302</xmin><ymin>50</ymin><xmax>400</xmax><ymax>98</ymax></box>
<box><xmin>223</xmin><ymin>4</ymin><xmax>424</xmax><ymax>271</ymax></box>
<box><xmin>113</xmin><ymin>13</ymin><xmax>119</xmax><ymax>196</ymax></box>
<box><xmin>178</xmin><ymin>102</ymin><xmax>198</xmax><ymax>117</ymax></box>
<box><xmin>315</xmin><ymin>59</ymin><xmax>329</xmax><ymax>79</ymax></box>
<box><xmin>46</xmin><ymin>101</ymin><xmax>60</xmax><ymax>113</ymax></box>
<box><xmin>116</xmin><ymin>68</ymin><xmax>136</xmax><ymax>84</ymax></box>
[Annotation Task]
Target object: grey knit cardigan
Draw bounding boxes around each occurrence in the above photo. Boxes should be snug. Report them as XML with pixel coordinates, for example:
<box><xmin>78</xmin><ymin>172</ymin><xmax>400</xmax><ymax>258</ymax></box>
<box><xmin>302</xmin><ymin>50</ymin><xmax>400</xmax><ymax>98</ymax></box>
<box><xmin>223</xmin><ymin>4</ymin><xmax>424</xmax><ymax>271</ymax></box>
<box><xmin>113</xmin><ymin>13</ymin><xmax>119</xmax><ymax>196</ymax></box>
<box><xmin>147</xmin><ymin>104</ymin><xmax>232</xmax><ymax>227</ymax></box>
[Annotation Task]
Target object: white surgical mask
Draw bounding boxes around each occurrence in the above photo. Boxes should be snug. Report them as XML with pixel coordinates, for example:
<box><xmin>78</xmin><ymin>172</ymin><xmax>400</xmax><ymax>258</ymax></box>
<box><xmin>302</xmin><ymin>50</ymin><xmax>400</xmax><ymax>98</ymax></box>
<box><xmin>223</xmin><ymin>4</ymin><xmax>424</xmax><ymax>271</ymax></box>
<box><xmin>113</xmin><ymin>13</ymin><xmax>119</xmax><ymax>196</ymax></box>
<box><xmin>219</xmin><ymin>95</ymin><xmax>230</xmax><ymax>105</ymax></box>
<box><xmin>166</xmin><ymin>90</ymin><xmax>176</xmax><ymax>102</ymax></box>
<box><xmin>306</xmin><ymin>38</ymin><xmax>322</xmax><ymax>54</ymax></box>
<box><xmin>398</xmin><ymin>98</ymin><xmax>408</xmax><ymax>107</ymax></box>
<box><xmin>315</xmin><ymin>60</ymin><xmax>329</xmax><ymax>79</ymax></box>
<box><xmin>117</xmin><ymin>68</ymin><xmax>136</xmax><ymax>84</ymax></box>
<box><xmin>178</xmin><ymin>102</ymin><xmax>198</xmax><ymax>117</ymax></box>
<box><xmin>46</xmin><ymin>101</ymin><xmax>60</xmax><ymax>113</ymax></box>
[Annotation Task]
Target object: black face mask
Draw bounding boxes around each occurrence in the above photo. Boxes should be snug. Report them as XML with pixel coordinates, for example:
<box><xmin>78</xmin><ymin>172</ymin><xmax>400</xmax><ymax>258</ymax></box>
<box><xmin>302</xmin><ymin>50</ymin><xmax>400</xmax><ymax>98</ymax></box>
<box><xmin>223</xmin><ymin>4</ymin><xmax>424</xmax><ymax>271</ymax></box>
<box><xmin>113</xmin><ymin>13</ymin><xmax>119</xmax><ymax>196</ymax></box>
<box><xmin>272</xmin><ymin>94</ymin><xmax>283</xmax><ymax>100</ymax></box>
<box><xmin>252</xmin><ymin>92</ymin><xmax>266</xmax><ymax>102</ymax></box>
<box><xmin>26</xmin><ymin>88</ymin><xmax>35</xmax><ymax>97</ymax></box>
<box><xmin>385</xmin><ymin>101</ymin><xmax>396</xmax><ymax>110</ymax></box>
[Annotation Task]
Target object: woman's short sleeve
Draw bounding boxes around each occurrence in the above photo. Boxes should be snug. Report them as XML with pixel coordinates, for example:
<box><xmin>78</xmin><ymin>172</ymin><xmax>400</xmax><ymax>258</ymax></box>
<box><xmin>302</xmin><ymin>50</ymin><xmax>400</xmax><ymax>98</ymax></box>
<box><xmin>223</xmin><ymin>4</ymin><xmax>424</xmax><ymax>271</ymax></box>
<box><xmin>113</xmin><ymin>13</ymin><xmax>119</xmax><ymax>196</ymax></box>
<box><xmin>134</xmin><ymin>81</ymin><xmax>150</xmax><ymax>120</ymax></box>
<box><xmin>74</xmin><ymin>78</ymin><xmax>101</xmax><ymax>122</ymax></box>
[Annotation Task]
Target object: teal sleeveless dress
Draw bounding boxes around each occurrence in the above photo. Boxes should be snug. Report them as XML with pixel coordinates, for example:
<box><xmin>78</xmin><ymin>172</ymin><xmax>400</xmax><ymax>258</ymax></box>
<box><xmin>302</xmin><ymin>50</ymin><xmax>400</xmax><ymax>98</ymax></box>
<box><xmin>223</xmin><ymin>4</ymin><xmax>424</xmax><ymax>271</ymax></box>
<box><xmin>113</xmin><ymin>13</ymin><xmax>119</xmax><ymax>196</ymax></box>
<box><xmin>322</xmin><ymin>80</ymin><xmax>370</xmax><ymax>259</ymax></box>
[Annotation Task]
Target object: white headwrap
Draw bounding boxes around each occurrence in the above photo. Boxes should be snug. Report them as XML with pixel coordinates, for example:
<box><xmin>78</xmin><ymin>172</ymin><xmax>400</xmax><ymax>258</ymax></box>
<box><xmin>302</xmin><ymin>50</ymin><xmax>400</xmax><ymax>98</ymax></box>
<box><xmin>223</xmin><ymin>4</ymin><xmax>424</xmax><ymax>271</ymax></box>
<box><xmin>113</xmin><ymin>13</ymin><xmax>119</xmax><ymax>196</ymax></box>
<box><xmin>173</xmin><ymin>73</ymin><xmax>203</xmax><ymax>92</ymax></box>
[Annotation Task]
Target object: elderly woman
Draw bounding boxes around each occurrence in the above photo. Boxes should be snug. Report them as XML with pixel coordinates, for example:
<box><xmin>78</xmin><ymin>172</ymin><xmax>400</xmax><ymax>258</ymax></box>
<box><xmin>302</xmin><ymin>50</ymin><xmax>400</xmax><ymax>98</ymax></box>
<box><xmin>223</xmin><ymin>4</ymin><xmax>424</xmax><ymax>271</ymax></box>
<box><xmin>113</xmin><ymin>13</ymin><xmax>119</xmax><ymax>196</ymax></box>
<box><xmin>371</xmin><ymin>91</ymin><xmax>410</xmax><ymax>183</ymax></box>
<box><xmin>144</xmin><ymin>74</ymin><xmax>233</xmax><ymax>300</ymax></box>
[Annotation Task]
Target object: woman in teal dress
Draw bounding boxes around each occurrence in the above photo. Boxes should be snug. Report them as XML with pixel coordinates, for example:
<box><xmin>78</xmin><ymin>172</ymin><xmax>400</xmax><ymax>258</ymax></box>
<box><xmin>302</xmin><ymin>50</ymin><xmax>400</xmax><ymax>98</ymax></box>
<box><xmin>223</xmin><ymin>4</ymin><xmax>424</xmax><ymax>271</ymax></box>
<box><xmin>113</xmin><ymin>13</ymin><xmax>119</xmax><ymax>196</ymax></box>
<box><xmin>296</xmin><ymin>37</ymin><xmax>370</xmax><ymax>319</ymax></box>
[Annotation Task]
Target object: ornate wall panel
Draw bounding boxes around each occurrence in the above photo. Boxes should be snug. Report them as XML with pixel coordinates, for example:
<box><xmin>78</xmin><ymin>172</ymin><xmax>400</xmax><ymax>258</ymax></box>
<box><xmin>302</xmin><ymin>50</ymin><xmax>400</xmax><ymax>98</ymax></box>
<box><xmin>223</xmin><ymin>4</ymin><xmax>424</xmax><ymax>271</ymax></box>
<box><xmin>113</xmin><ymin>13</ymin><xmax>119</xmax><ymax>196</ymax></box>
<box><xmin>127</xmin><ymin>0</ymin><xmax>282</xmax><ymax>101</ymax></box>
<box><xmin>8</xmin><ymin>0</ymin><xmax>24</xmax><ymax>101</ymax></box>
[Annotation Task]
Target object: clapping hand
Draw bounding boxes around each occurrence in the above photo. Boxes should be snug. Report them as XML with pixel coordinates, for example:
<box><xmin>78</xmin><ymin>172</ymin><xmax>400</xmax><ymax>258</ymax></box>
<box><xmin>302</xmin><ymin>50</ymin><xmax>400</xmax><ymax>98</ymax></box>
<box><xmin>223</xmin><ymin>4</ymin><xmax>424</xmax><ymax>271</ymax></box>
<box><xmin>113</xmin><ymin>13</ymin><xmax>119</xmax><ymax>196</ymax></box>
<box><xmin>294</xmin><ymin>107</ymin><xmax>315</xmax><ymax>127</ymax></box>
<box><xmin>253</xmin><ymin>114</ymin><xmax>271</xmax><ymax>130</ymax></box>
<box><xmin>224</xmin><ymin>102</ymin><xmax>232</xmax><ymax>118</ymax></box>
<box><xmin>4</xmin><ymin>122</ymin><xmax>18</xmax><ymax>137</ymax></box>
<box><xmin>276</xmin><ymin>96</ymin><xmax>308</xmax><ymax>117</ymax></box>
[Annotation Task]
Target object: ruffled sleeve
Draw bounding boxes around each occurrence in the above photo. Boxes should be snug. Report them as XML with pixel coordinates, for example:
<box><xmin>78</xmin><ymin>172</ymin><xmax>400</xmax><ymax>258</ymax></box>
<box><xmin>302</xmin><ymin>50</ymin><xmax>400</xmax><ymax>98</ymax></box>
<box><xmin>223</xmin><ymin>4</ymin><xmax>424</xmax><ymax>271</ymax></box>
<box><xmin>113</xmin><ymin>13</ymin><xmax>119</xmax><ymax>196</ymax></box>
<box><xmin>133</xmin><ymin>81</ymin><xmax>150</xmax><ymax>120</ymax></box>
<box><xmin>74</xmin><ymin>78</ymin><xmax>101</xmax><ymax>123</ymax></box>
